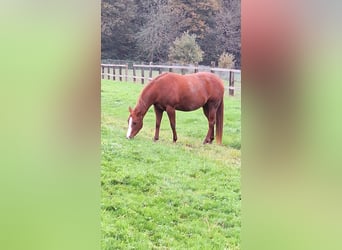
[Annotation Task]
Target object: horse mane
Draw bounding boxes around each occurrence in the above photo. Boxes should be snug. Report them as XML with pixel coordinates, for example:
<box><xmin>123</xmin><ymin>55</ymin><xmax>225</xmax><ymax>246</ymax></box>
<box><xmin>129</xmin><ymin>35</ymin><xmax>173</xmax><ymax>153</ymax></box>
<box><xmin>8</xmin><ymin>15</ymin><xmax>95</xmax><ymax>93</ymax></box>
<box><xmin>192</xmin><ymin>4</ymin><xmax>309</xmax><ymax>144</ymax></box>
<box><xmin>134</xmin><ymin>73</ymin><xmax>170</xmax><ymax>114</ymax></box>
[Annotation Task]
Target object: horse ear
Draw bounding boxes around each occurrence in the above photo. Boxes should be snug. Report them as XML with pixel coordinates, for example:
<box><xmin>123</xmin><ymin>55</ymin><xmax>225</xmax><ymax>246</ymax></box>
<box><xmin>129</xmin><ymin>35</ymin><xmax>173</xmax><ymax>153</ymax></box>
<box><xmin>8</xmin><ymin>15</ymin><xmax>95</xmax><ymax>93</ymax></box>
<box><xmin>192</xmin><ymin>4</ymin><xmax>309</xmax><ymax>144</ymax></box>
<box><xmin>128</xmin><ymin>106</ymin><xmax>133</xmax><ymax>113</ymax></box>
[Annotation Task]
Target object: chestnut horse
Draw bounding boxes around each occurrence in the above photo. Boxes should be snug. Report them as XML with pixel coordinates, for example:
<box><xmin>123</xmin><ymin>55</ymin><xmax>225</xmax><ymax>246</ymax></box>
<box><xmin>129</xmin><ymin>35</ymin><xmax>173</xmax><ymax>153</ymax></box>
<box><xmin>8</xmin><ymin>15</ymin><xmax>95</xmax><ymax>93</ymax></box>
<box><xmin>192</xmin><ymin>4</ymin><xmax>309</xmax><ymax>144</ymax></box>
<box><xmin>126</xmin><ymin>72</ymin><xmax>224</xmax><ymax>144</ymax></box>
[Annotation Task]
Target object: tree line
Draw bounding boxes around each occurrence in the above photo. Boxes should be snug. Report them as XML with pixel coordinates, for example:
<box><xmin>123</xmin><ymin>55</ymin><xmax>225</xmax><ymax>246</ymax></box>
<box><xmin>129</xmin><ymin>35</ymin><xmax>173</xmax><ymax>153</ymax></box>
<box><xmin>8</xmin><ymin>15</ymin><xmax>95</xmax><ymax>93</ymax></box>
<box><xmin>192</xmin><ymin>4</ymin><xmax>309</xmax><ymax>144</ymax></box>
<box><xmin>101</xmin><ymin>0</ymin><xmax>240</xmax><ymax>67</ymax></box>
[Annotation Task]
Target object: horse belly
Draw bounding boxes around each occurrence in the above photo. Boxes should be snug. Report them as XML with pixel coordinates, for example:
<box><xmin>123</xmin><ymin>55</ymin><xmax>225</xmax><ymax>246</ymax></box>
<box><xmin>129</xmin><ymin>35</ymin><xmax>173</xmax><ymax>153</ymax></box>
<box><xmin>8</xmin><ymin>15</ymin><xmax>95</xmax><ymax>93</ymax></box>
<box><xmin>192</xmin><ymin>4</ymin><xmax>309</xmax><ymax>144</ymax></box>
<box><xmin>176</xmin><ymin>105</ymin><xmax>200</xmax><ymax>112</ymax></box>
<box><xmin>176</xmin><ymin>95</ymin><xmax>206</xmax><ymax>111</ymax></box>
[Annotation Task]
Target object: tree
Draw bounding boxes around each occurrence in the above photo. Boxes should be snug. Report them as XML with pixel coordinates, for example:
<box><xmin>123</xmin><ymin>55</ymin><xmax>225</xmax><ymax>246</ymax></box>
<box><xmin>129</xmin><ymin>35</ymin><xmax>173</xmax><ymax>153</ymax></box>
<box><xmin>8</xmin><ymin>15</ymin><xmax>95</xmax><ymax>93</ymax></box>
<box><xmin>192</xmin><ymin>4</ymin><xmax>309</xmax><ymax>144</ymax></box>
<box><xmin>133</xmin><ymin>0</ymin><xmax>224</xmax><ymax>63</ymax></box>
<box><xmin>101</xmin><ymin>0</ymin><xmax>137</xmax><ymax>59</ymax></box>
<box><xmin>100</xmin><ymin>0</ymin><xmax>241</xmax><ymax>67</ymax></box>
<box><xmin>211</xmin><ymin>0</ymin><xmax>241</xmax><ymax>67</ymax></box>
<box><xmin>170</xmin><ymin>0</ymin><xmax>221</xmax><ymax>38</ymax></box>
<box><xmin>168</xmin><ymin>31</ymin><xmax>203</xmax><ymax>64</ymax></box>
<box><xmin>136</xmin><ymin>0</ymin><xmax>186</xmax><ymax>62</ymax></box>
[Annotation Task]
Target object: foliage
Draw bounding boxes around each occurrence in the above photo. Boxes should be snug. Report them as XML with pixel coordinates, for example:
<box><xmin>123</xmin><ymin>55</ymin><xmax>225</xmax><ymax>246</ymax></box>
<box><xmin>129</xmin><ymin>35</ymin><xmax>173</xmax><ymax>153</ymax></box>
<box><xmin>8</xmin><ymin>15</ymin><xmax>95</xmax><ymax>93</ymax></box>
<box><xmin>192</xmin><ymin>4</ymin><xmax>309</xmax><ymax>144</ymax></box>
<box><xmin>101</xmin><ymin>0</ymin><xmax>241</xmax><ymax>67</ymax></box>
<box><xmin>168</xmin><ymin>32</ymin><xmax>204</xmax><ymax>64</ymax></box>
<box><xmin>200</xmin><ymin>0</ymin><xmax>241</xmax><ymax>65</ymax></box>
<box><xmin>136</xmin><ymin>1</ymin><xmax>186</xmax><ymax>62</ymax></box>
<box><xmin>101</xmin><ymin>0</ymin><xmax>137</xmax><ymax>59</ymax></box>
<box><xmin>169</xmin><ymin>0</ymin><xmax>220</xmax><ymax>39</ymax></box>
<box><xmin>101</xmin><ymin>79</ymin><xmax>241</xmax><ymax>249</ymax></box>
<box><xmin>219</xmin><ymin>52</ymin><xmax>235</xmax><ymax>68</ymax></box>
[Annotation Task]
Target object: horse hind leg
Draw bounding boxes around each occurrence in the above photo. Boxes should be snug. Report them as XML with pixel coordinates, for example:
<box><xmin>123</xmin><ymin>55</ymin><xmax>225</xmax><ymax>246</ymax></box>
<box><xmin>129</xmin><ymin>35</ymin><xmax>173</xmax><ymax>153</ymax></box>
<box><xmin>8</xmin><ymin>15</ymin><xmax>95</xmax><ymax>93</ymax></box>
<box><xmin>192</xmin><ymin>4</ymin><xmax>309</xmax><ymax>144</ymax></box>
<box><xmin>203</xmin><ymin>105</ymin><xmax>215</xmax><ymax>144</ymax></box>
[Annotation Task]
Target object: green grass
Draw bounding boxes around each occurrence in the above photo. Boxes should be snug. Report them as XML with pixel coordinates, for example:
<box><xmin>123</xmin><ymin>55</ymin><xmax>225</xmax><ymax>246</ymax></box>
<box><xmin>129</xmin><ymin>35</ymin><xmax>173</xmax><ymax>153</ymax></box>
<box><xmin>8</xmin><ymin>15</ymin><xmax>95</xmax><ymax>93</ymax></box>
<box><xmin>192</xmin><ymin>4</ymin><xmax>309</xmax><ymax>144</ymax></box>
<box><xmin>101</xmin><ymin>79</ymin><xmax>241</xmax><ymax>249</ymax></box>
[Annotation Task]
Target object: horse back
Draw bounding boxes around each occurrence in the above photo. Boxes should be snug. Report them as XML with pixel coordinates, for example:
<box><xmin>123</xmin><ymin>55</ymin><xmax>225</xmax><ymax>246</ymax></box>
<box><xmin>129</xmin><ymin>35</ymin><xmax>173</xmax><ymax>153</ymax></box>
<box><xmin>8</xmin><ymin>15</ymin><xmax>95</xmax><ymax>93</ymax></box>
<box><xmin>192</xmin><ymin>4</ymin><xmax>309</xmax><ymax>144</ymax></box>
<box><xmin>151</xmin><ymin>72</ymin><xmax>224</xmax><ymax>111</ymax></box>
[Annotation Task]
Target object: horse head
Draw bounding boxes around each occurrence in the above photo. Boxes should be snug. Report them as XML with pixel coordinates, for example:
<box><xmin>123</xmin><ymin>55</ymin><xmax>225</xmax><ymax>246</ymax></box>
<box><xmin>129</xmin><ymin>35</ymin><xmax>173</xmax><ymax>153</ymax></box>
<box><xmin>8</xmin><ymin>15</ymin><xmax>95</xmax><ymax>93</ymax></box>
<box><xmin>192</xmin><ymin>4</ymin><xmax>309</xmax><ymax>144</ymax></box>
<box><xmin>126</xmin><ymin>106</ymin><xmax>143</xmax><ymax>139</ymax></box>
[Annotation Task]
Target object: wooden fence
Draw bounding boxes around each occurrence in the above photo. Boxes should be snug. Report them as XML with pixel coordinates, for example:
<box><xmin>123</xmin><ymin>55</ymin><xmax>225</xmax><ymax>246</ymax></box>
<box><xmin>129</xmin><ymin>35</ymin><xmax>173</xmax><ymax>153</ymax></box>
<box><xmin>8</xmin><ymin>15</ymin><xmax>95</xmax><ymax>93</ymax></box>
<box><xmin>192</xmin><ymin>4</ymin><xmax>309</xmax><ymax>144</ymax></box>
<box><xmin>101</xmin><ymin>64</ymin><xmax>241</xmax><ymax>96</ymax></box>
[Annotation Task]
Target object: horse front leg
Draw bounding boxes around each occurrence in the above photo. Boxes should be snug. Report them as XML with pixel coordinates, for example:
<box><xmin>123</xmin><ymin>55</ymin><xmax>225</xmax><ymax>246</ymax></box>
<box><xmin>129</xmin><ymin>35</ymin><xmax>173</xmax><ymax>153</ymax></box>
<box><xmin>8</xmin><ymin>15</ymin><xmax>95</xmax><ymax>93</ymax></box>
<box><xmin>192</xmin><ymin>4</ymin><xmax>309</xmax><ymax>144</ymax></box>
<box><xmin>166</xmin><ymin>106</ymin><xmax>177</xmax><ymax>142</ymax></box>
<box><xmin>154</xmin><ymin>105</ymin><xmax>163</xmax><ymax>141</ymax></box>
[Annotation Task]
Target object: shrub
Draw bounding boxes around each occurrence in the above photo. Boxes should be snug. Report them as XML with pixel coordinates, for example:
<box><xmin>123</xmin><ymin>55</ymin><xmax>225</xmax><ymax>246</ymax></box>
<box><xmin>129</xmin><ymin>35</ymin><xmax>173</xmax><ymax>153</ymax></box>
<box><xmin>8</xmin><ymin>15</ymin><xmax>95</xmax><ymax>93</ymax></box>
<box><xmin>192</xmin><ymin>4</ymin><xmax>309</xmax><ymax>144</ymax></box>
<box><xmin>168</xmin><ymin>31</ymin><xmax>203</xmax><ymax>65</ymax></box>
<box><xmin>218</xmin><ymin>52</ymin><xmax>235</xmax><ymax>68</ymax></box>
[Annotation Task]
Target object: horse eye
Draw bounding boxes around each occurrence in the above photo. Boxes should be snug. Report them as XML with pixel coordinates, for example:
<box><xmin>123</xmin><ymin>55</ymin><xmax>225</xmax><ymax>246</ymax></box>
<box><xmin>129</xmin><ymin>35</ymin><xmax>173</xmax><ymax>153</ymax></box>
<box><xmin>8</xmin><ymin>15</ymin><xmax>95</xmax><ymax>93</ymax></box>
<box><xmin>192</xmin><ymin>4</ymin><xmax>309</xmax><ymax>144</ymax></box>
<box><xmin>132</xmin><ymin>122</ymin><xmax>137</xmax><ymax>125</ymax></box>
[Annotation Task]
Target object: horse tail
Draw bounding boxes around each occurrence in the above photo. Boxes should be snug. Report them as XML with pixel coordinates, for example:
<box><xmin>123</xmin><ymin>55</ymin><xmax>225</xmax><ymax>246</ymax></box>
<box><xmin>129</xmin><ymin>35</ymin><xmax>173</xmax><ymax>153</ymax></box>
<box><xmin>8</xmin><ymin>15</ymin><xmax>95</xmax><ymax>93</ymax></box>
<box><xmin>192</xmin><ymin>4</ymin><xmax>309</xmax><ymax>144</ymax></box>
<box><xmin>216</xmin><ymin>99</ymin><xmax>224</xmax><ymax>144</ymax></box>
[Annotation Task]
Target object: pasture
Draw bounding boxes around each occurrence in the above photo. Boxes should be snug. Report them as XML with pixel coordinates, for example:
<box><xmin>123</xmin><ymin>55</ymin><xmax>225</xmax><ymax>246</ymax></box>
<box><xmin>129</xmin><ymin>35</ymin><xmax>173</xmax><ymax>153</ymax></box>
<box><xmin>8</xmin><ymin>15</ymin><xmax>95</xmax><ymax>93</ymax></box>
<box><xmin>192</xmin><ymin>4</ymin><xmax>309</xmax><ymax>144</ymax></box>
<box><xmin>101</xmin><ymin>79</ymin><xmax>241</xmax><ymax>249</ymax></box>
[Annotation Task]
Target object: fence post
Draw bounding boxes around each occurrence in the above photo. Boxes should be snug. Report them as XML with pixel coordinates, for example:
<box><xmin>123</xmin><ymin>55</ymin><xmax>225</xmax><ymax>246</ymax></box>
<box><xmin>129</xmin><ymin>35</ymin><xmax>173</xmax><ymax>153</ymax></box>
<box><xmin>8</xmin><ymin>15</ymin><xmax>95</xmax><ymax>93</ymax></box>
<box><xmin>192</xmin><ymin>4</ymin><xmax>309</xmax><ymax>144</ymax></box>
<box><xmin>119</xmin><ymin>67</ymin><xmax>122</xmax><ymax>81</ymax></box>
<box><xmin>229</xmin><ymin>71</ymin><xmax>235</xmax><ymax>96</ymax></box>
<box><xmin>194</xmin><ymin>63</ymin><xmax>198</xmax><ymax>73</ymax></box>
<box><xmin>125</xmin><ymin>65</ymin><xmax>128</xmax><ymax>82</ymax></box>
<box><xmin>141</xmin><ymin>67</ymin><xmax>145</xmax><ymax>84</ymax></box>
<box><xmin>158</xmin><ymin>68</ymin><xmax>162</xmax><ymax>75</ymax></box>
<box><xmin>133</xmin><ymin>65</ymin><xmax>136</xmax><ymax>83</ymax></box>
<box><xmin>112</xmin><ymin>66</ymin><xmax>115</xmax><ymax>81</ymax></box>
<box><xmin>181</xmin><ymin>67</ymin><xmax>185</xmax><ymax>75</ymax></box>
<box><xmin>149</xmin><ymin>65</ymin><xmax>153</xmax><ymax>80</ymax></box>
<box><xmin>107</xmin><ymin>66</ymin><xmax>110</xmax><ymax>80</ymax></box>
<box><xmin>169</xmin><ymin>67</ymin><xmax>173</xmax><ymax>72</ymax></box>
<box><xmin>101</xmin><ymin>66</ymin><xmax>104</xmax><ymax>79</ymax></box>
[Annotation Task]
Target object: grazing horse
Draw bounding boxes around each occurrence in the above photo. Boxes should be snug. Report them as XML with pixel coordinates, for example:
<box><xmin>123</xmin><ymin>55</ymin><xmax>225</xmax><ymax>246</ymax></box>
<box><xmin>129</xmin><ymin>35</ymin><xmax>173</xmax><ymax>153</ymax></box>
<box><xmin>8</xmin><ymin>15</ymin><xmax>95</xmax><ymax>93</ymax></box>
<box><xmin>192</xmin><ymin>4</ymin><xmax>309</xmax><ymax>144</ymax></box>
<box><xmin>126</xmin><ymin>72</ymin><xmax>224</xmax><ymax>144</ymax></box>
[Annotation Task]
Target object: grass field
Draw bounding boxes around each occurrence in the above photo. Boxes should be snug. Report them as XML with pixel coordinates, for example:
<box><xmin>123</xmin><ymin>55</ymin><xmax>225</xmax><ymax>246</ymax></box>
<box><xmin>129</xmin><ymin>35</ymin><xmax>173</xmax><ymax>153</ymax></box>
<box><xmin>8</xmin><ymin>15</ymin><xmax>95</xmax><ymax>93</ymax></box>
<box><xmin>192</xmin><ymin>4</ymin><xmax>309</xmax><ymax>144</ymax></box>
<box><xmin>101</xmin><ymin>79</ymin><xmax>241</xmax><ymax>249</ymax></box>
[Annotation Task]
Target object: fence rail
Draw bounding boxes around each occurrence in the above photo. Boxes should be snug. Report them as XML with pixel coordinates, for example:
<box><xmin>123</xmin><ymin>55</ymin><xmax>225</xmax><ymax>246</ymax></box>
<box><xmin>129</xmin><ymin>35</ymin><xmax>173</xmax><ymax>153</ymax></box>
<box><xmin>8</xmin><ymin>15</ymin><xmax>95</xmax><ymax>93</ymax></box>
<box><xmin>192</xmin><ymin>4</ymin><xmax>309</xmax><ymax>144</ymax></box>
<box><xmin>101</xmin><ymin>64</ymin><xmax>241</xmax><ymax>96</ymax></box>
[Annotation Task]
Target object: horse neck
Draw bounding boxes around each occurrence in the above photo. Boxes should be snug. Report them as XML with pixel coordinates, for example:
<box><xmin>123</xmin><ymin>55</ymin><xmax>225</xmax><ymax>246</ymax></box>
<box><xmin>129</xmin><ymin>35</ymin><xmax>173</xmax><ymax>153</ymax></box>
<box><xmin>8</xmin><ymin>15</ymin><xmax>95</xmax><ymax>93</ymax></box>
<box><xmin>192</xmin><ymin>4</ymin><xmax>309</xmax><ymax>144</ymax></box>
<box><xmin>135</xmin><ymin>95</ymin><xmax>151</xmax><ymax>116</ymax></box>
<box><xmin>135</xmin><ymin>81</ymin><xmax>156</xmax><ymax>116</ymax></box>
